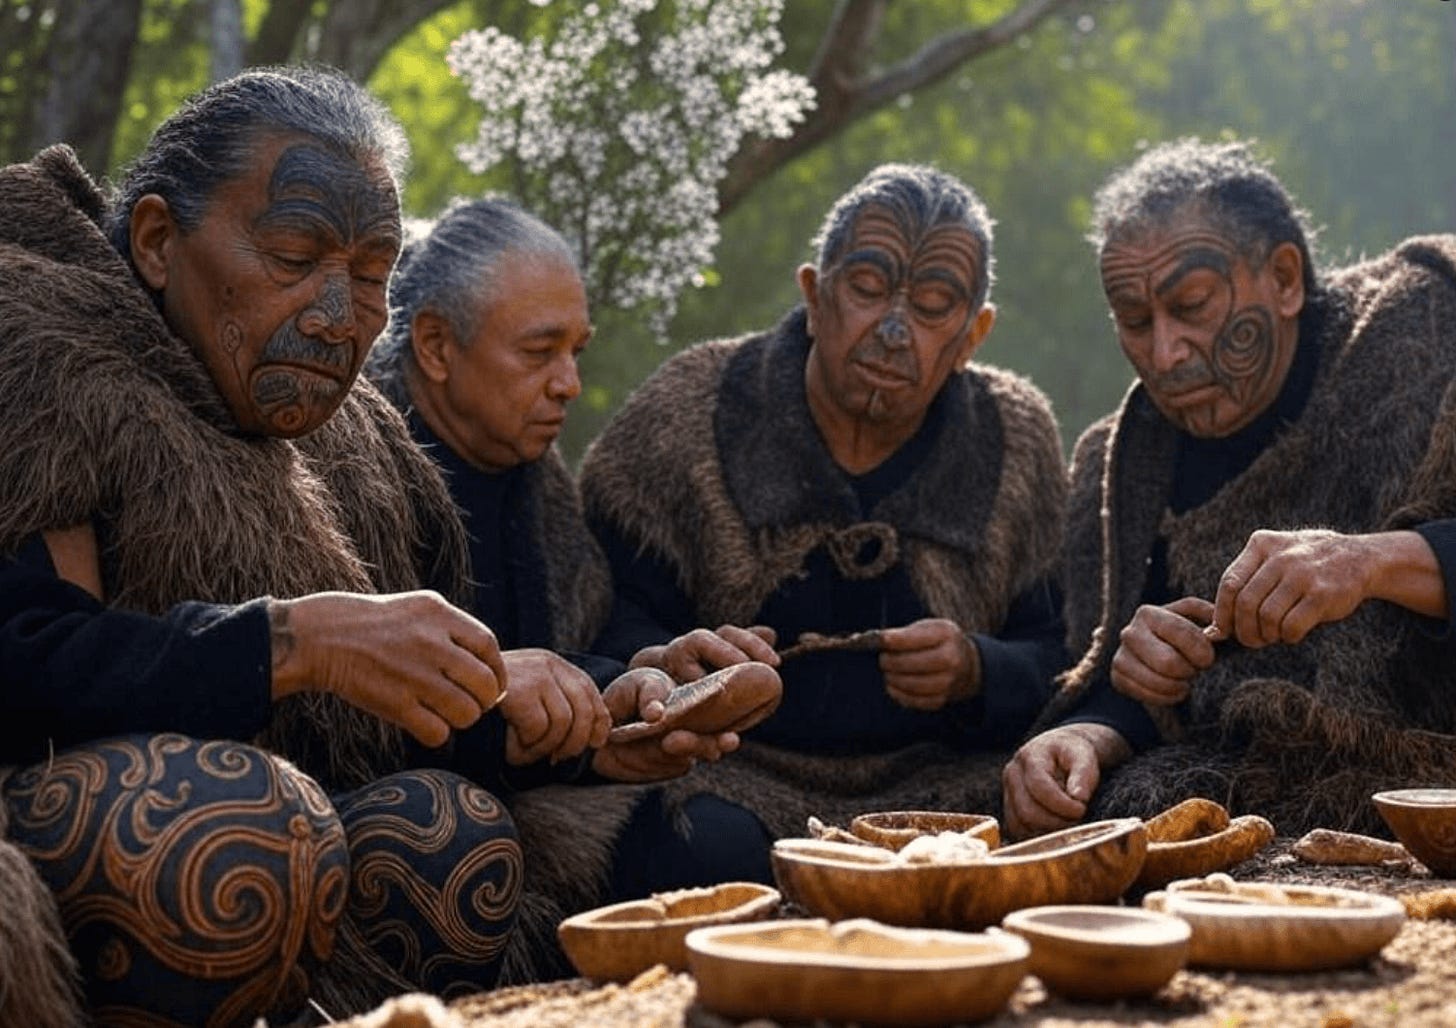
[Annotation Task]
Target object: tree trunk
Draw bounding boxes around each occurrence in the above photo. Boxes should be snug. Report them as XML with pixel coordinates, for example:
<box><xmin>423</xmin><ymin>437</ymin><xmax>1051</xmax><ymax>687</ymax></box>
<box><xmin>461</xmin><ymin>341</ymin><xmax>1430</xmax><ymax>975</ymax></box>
<box><xmin>311</xmin><ymin>0</ymin><xmax>463</xmax><ymax>81</ymax></box>
<box><xmin>210</xmin><ymin>0</ymin><xmax>245</xmax><ymax>82</ymax></box>
<box><xmin>25</xmin><ymin>0</ymin><xmax>143</xmax><ymax>175</ymax></box>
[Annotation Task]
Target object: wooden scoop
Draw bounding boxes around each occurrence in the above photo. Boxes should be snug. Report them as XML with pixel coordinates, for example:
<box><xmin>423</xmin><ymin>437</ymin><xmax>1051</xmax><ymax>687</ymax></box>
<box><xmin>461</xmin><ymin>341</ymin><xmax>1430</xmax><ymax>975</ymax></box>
<box><xmin>606</xmin><ymin>661</ymin><xmax>782</xmax><ymax>744</ymax></box>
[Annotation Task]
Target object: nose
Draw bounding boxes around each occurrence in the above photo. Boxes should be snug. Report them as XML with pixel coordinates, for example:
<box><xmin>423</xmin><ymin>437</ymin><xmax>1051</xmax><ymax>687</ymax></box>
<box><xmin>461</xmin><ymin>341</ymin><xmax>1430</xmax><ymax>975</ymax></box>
<box><xmin>546</xmin><ymin>354</ymin><xmax>582</xmax><ymax>402</ymax></box>
<box><xmin>875</xmin><ymin>304</ymin><xmax>912</xmax><ymax>350</ymax></box>
<box><xmin>297</xmin><ymin>274</ymin><xmax>355</xmax><ymax>344</ymax></box>
<box><xmin>1149</xmin><ymin>314</ymin><xmax>1191</xmax><ymax>374</ymax></box>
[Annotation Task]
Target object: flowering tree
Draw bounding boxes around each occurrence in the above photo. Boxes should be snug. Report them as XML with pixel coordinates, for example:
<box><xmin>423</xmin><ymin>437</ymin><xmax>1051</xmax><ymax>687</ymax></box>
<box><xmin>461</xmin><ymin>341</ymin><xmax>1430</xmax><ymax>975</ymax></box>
<box><xmin>447</xmin><ymin>0</ymin><xmax>814</xmax><ymax>337</ymax></box>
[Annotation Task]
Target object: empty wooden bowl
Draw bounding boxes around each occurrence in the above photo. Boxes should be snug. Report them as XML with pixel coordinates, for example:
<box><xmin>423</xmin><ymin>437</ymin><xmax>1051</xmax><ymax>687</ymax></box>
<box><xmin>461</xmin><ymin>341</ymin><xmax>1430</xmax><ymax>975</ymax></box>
<box><xmin>1000</xmin><ymin>904</ymin><xmax>1190</xmax><ymax>1000</ymax></box>
<box><xmin>557</xmin><ymin>881</ymin><xmax>779</xmax><ymax>981</ymax></box>
<box><xmin>1372</xmin><ymin>788</ymin><xmax>1456</xmax><ymax>878</ymax></box>
<box><xmin>772</xmin><ymin>817</ymin><xmax>1147</xmax><ymax>930</ymax></box>
<box><xmin>686</xmin><ymin>918</ymin><xmax>1029</xmax><ymax>1026</ymax></box>
<box><xmin>1143</xmin><ymin>874</ymin><xmax>1406</xmax><ymax>971</ymax></box>
<box><xmin>850</xmin><ymin>810</ymin><xmax>1001</xmax><ymax>851</ymax></box>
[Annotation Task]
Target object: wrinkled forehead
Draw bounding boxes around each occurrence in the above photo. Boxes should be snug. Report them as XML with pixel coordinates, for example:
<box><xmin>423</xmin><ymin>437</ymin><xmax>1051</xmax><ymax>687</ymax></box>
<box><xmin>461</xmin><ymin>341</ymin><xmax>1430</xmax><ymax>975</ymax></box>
<box><xmin>223</xmin><ymin>132</ymin><xmax>401</xmax><ymax>250</ymax></box>
<box><xmin>837</xmin><ymin>205</ymin><xmax>981</xmax><ymax>282</ymax></box>
<box><xmin>1099</xmin><ymin>213</ymin><xmax>1239</xmax><ymax>294</ymax></box>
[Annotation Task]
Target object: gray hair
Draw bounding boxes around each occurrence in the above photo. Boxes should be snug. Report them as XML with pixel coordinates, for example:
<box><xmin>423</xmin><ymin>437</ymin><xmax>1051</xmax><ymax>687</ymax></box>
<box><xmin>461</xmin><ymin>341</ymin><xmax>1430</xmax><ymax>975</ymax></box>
<box><xmin>811</xmin><ymin>163</ymin><xmax>997</xmax><ymax>310</ymax></box>
<box><xmin>1090</xmin><ymin>138</ymin><xmax>1319</xmax><ymax>294</ymax></box>
<box><xmin>106</xmin><ymin>65</ymin><xmax>408</xmax><ymax>267</ymax></box>
<box><xmin>367</xmin><ymin>196</ymin><xmax>577</xmax><ymax>378</ymax></box>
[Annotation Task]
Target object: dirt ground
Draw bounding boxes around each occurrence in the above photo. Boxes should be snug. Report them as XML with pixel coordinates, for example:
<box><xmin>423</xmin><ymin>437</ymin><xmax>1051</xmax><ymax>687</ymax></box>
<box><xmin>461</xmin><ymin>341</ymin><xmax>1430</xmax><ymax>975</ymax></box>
<box><xmin>403</xmin><ymin>838</ymin><xmax>1456</xmax><ymax>1028</ymax></box>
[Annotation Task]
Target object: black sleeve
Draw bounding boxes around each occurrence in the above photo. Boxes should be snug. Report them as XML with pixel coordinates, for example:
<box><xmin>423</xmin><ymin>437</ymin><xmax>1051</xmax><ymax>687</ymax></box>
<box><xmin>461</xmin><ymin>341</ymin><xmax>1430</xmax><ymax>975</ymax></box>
<box><xmin>952</xmin><ymin>576</ymin><xmax>1068</xmax><ymax>747</ymax></box>
<box><xmin>588</xmin><ymin>513</ymin><xmax>696</xmax><ymax>662</ymax></box>
<box><xmin>1413</xmin><ymin>519</ymin><xmax>1456</xmax><ymax>640</ymax></box>
<box><xmin>1058</xmin><ymin>672</ymin><xmax>1162</xmax><ymax>752</ymax></box>
<box><xmin>0</xmin><ymin>534</ymin><xmax>274</xmax><ymax>764</ymax></box>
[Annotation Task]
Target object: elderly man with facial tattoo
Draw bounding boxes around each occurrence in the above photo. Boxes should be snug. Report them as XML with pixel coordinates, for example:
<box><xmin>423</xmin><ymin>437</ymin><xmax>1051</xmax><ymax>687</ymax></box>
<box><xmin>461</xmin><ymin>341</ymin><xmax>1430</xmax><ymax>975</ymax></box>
<box><xmin>580</xmin><ymin>164</ymin><xmax>1069</xmax><ymax>844</ymax></box>
<box><xmin>1003</xmin><ymin>139</ymin><xmax>1456</xmax><ymax>841</ymax></box>
<box><xmin>0</xmin><ymin>68</ymin><xmax>731</xmax><ymax>1027</ymax></box>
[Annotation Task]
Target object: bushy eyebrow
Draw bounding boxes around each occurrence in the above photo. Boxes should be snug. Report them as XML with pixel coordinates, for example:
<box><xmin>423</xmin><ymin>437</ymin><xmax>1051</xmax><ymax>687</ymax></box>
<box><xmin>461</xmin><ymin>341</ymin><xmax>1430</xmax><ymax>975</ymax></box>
<box><xmin>1154</xmin><ymin>248</ymin><xmax>1230</xmax><ymax>297</ymax></box>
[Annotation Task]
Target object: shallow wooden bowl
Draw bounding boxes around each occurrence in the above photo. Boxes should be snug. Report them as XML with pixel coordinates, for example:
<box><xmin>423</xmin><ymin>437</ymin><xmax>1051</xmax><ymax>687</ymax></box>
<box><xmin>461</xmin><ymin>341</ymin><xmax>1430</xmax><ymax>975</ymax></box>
<box><xmin>1372</xmin><ymin>788</ymin><xmax>1456</xmax><ymax>878</ymax></box>
<box><xmin>850</xmin><ymin>811</ymin><xmax>1001</xmax><ymax>851</ymax></box>
<box><xmin>772</xmin><ymin>817</ymin><xmax>1147</xmax><ymax>930</ymax></box>
<box><xmin>686</xmin><ymin>918</ymin><xmax>1029</xmax><ymax>1026</ymax></box>
<box><xmin>1000</xmin><ymin>904</ymin><xmax>1189</xmax><ymax>1000</ymax></box>
<box><xmin>557</xmin><ymin>881</ymin><xmax>779</xmax><ymax>981</ymax></box>
<box><xmin>1142</xmin><ymin>875</ymin><xmax>1406</xmax><ymax>971</ymax></box>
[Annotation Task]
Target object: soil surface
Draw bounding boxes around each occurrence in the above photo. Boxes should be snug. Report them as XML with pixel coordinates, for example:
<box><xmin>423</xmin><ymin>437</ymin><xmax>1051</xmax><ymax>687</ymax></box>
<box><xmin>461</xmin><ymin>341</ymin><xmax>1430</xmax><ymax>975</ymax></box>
<box><xmin>350</xmin><ymin>838</ymin><xmax>1456</xmax><ymax>1028</ymax></box>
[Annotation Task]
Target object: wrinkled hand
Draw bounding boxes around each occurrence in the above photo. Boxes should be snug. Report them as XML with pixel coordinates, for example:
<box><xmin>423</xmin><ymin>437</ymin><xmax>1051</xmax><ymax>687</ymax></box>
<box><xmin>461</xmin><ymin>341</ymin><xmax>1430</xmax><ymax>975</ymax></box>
<box><xmin>1111</xmin><ymin>597</ymin><xmax>1217</xmax><ymax>706</ymax></box>
<box><xmin>630</xmin><ymin>624</ymin><xmax>779</xmax><ymax>683</ymax></box>
<box><xmin>592</xmin><ymin>668</ymin><xmax>741</xmax><ymax>782</ymax></box>
<box><xmin>878</xmin><ymin>617</ymin><xmax>980</xmax><ymax>711</ymax></box>
<box><xmin>498</xmin><ymin>649</ymin><xmax>611</xmax><ymax>766</ymax></box>
<box><xmin>1211</xmin><ymin>529</ymin><xmax>1370</xmax><ymax>648</ymax></box>
<box><xmin>1002</xmin><ymin>723</ymin><xmax>1128</xmax><ymax>840</ymax></box>
<box><xmin>269</xmin><ymin>591</ymin><xmax>506</xmax><ymax>749</ymax></box>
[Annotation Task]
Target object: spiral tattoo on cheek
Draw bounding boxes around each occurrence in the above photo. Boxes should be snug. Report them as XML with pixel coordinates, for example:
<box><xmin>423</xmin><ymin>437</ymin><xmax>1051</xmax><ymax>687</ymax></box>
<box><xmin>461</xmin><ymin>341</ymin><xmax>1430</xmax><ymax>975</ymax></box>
<box><xmin>1210</xmin><ymin>304</ymin><xmax>1276</xmax><ymax>405</ymax></box>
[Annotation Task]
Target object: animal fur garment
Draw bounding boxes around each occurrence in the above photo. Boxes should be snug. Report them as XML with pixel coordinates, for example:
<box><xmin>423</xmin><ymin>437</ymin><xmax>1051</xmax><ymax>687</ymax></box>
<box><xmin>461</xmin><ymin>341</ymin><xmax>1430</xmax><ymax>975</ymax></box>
<box><xmin>579</xmin><ymin>308</ymin><xmax>1067</xmax><ymax>832</ymax></box>
<box><xmin>367</xmin><ymin>357</ymin><xmax>613</xmax><ymax>652</ymax></box>
<box><xmin>1044</xmin><ymin>236</ymin><xmax>1456</xmax><ymax>836</ymax></box>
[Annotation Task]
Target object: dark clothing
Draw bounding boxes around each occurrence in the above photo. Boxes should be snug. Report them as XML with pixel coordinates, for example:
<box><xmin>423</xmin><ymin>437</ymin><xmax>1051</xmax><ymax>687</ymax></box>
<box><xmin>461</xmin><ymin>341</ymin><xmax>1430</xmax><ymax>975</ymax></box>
<box><xmin>580</xmin><ymin>309</ymin><xmax>1069</xmax><ymax>838</ymax></box>
<box><xmin>1065</xmin><ymin>308</ymin><xmax>1325</xmax><ymax>751</ymax></box>
<box><xmin>1046</xmin><ymin>236</ymin><xmax>1456</xmax><ymax>835</ymax></box>
<box><xmin>0</xmin><ymin>537</ymin><xmax>272</xmax><ymax>765</ymax></box>
<box><xmin>406</xmin><ymin>413</ymin><xmax>625</xmax><ymax>689</ymax></box>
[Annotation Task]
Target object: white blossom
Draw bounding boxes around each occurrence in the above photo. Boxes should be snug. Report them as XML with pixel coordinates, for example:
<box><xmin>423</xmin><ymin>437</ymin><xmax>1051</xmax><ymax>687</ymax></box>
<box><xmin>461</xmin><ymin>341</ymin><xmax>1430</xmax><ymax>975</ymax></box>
<box><xmin>447</xmin><ymin>0</ymin><xmax>815</xmax><ymax>338</ymax></box>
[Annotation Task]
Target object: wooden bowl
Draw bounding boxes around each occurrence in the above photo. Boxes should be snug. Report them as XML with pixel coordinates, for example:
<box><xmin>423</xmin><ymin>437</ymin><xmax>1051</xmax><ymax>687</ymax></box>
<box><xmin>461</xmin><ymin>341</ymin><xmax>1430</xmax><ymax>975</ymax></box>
<box><xmin>1372</xmin><ymin>788</ymin><xmax>1456</xmax><ymax>878</ymax></box>
<box><xmin>1000</xmin><ymin>904</ymin><xmax>1189</xmax><ymax>1000</ymax></box>
<box><xmin>1142</xmin><ymin>875</ymin><xmax>1406</xmax><ymax>971</ymax></box>
<box><xmin>772</xmin><ymin>817</ymin><xmax>1147</xmax><ymax>930</ymax></box>
<box><xmin>686</xmin><ymin>918</ymin><xmax>1028</xmax><ymax>1026</ymax></box>
<box><xmin>850</xmin><ymin>811</ymin><xmax>1001</xmax><ymax>851</ymax></box>
<box><xmin>557</xmin><ymin>881</ymin><xmax>779</xmax><ymax>981</ymax></box>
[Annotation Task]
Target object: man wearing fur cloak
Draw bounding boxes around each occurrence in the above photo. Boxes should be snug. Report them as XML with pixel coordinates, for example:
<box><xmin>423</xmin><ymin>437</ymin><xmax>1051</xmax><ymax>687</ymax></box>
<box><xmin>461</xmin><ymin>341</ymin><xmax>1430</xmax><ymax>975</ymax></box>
<box><xmin>0</xmin><ymin>68</ymin><xmax>728</xmax><ymax>1026</ymax></box>
<box><xmin>579</xmin><ymin>164</ymin><xmax>1070</xmax><ymax>842</ymax></box>
<box><xmin>364</xmin><ymin>197</ymin><xmax>782</xmax><ymax>967</ymax></box>
<box><xmin>1003</xmin><ymin>139</ymin><xmax>1456</xmax><ymax>841</ymax></box>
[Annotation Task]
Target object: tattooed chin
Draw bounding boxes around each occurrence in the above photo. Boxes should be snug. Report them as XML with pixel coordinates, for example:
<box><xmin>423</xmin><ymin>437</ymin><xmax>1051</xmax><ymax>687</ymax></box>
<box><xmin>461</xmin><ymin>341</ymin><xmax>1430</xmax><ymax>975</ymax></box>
<box><xmin>251</xmin><ymin>367</ymin><xmax>343</xmax><ymax>435</ymax></box>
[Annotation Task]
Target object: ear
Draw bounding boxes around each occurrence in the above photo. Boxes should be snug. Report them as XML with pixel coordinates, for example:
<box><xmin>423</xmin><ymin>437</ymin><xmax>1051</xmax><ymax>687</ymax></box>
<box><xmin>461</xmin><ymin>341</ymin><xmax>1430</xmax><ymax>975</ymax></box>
<box><xmin>954</xmin><ymin>304</ymin><xmax>997</xmax><ymax>366</ymax></box>
<box><xmin>129</xmin><ymin>194</ymin><xmax>176</xmax><ymax>292</ymax></box>
<box><xmin>410</xmin><ymin>310</ymin><xmax>456</xmax><ymax>384</ymax></box>
<box><xmin>796</xmin><ymin>263</ymin><xmax>821</xmax><ymax>336</ymax></box>
<box><xmin>1268</xmin><ymin>241</ymin><xmax>1306</xmax><ymax>320</ymax></box>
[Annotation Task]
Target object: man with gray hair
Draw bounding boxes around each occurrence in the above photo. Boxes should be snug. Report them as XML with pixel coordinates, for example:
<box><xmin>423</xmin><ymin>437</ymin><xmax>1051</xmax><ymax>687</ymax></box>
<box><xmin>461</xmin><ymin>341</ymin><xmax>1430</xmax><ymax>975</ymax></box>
<box><xmin>580</xmin><ymin>163</ymin><xmax>1069</xmax><ymax>841</ymax></box>
<box><xmin>1003</xmin><ymin>138</ymin><xmax>1456</xmax><ymax>840</ymax></box>
<box><xmin>0</xmin><ymin>67</ymin><xmax>712</xmax><ymax>1024</ymax></box>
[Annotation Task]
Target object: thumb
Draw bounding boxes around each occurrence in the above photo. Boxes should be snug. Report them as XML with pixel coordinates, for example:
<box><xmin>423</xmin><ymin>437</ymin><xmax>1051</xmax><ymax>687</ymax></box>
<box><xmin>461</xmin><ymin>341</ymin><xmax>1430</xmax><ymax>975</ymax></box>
<box><xmin>1063</xmin><ymin>757</ymin><xmax>1098</xmax><ymax>805</ymax></box>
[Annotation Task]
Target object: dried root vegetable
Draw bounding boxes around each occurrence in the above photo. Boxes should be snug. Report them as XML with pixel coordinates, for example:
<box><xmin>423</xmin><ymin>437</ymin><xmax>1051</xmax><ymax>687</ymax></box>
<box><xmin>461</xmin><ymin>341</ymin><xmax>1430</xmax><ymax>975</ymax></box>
<box><xmin>1136</xmin><ymin>797</ymin><xmax>1275</xmax><ymax>891</ymax></box>
<box><xmin>1292</xmin><ymin>828</ymin><xmax>1411</xmax><ymax>866</ymax></box>
<box><xmin>776</xmin><ymin>629</ymin><xmax>885</xmax><ymax>662</ymax></box>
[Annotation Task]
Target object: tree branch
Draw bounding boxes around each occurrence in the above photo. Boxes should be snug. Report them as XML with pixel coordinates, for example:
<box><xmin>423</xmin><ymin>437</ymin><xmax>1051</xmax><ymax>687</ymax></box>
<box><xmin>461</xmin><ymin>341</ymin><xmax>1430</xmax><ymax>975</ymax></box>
<box><xmin>718</xmin><ymin>0</ymin><xmax>1085</xmax><ymax>215</ymax></box>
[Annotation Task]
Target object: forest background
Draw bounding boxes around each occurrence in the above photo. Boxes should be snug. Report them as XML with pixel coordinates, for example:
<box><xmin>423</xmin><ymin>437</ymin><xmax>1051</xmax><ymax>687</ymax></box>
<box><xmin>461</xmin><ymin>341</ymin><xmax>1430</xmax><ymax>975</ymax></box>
<box><xmin>3</xmin><ymin>0</ymin><xmax>1453</xmax><ymax>461</ymax></box>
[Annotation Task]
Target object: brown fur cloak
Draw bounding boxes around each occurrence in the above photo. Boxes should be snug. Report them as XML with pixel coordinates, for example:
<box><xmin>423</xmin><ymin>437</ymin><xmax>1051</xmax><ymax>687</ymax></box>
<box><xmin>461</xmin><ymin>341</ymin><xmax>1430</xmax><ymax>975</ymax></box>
<box><xmin>1044</xmin><ymin>235</ymin><xmax>1456</xmax><ymax>836</ymax></box>
<box><xmin>578</xmin><ymin>309</ymin><xmax>1067</xmax><ymax>837</ymax></box>
<box><xmin>0</xmin><ymin>146</ymin><xmax>639</xmax><ymax>1012</ymax></box>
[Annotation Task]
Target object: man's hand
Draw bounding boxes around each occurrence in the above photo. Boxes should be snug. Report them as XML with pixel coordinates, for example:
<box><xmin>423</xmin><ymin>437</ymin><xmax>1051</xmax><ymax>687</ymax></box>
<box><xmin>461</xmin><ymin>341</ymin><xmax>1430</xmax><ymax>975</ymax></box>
<box><xmin>1111</xmin><ymin>597</ymin><xmax>1217</xmax><ymax>706</ymax></box>
<box><xmin>498</xmin><ymin>649</ymin><xmax>611</xmax><ymax>766</ymax></box>
<box><xmin>1001</xmin><ymin>723</ymin><xmax>1130</xmax><ymax>840</ymax></box>
<box><xmin>269</xmin><ymin>591</ymin><xmax>506</xmax><ymax>749</ymax></box>
<box><xmin>878</xmin><ymin>617</ymin><xmax>980</xmax><ymax>711</ymax></box>
<box><xmin>629</xmin><ymin>624</ymin><xmax>779</xmax><ymax>683</ymax></box>
<box><xmin>1209</xmin><ymin>528</ymin><xmax>1450</xmax><ymax>649</ymax></box>
<box><xmin>592</xmin><ymin>667</ymin><xmax>740</xmax><ymax>782</ymax></box>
